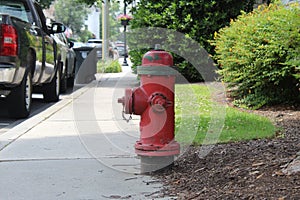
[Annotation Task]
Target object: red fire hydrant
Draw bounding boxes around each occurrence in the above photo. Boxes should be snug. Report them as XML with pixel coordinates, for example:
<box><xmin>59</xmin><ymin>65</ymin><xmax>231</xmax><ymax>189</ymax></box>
<box><xmin>118</xmin><ymin>47</ymin><xmax>180</xmax><ymax>172</ymax></box>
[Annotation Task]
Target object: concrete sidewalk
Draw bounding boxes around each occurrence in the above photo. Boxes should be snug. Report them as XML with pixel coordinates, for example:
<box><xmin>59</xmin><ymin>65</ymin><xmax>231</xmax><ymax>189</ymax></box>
<box><xmin>0</xmin><ymin>60</ymin><xmax>168</xmax><ymax>200</ymax></box>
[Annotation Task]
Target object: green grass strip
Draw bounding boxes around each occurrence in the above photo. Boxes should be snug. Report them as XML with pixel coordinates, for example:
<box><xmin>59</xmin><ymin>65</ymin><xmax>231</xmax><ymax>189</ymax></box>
<box><xmin>175</xmin><ymin>84</ymin><xmax>276</xmax><ymax>145</ymax></box>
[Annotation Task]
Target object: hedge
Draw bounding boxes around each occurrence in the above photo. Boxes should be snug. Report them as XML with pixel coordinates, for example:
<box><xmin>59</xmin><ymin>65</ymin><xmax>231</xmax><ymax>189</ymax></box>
<box><xmin>212</xmin><ymin>3</ymin><xmax>300</xmax><ymax>109</ymax></box>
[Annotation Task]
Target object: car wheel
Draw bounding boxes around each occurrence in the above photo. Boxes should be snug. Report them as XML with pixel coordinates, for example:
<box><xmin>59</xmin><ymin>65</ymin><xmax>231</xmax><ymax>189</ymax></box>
<box><xmin>67</xmin><ymin>76</ymin><xmax>74</xmax><ymax>88</ymax></box>
<box><xmin>43</xmin><ymin>67</ymin><xmax>61</xmax><ymax>102</ymax></box>
<box><xmin>8</xmin><ymin>70</ymin><xmax>32</xmax><ymax>119</ymax></box>
<box><xmin>60</xmin><ymin>62</ymin><xmax>68</xmax><ymax>93</ymax></box>
<box><xmin>67</xmin><ymin>62</ymin><xmax>76</xmax><ymax>88</ymax></box>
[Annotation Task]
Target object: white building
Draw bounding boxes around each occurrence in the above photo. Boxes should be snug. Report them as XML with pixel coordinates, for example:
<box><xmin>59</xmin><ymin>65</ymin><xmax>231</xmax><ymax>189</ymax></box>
<box><xmin>86</xmin><ymin>5</ymin><xmax>101</xmax><ymax>39</ymax></box>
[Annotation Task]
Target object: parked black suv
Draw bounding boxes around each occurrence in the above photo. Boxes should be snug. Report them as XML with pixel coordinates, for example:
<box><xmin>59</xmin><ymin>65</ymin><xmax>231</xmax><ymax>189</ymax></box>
<box><xmin>0</xmin><ymin>0</ymin><xmax>65</xmax><ymax>118</ymax></box>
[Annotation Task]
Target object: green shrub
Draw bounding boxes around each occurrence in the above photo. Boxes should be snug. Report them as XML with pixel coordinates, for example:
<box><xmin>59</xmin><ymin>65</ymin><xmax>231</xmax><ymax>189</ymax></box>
<box><xmin>129</xmin><ymin>0</ymin><xmax>255</xmax><ymax>82</ymax></box>
<box><xmin>212</xmin><ymin>3</ymin><xmax>300</xmax><ymax>109</ymax></box>
<box><xmin>129</xmin><ymin>49</ymin><xmax>203</xmax><ymax>82</ymax></box>
<box><xmin>97</xmin><ymin>60</ymin><xmax>122</xmax><ymax>73</ymax></box>
<box><xmin>128</xmin><ymin>49</ymin><xmax>148</xmax><ymax>74</ymax></box>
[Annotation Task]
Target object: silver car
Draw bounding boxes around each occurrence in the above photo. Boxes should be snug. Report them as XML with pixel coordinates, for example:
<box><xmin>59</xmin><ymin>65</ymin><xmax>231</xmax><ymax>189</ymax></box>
<box><xmin>87</xmin><ymin>39</ymin><xmax>102</xmax><ymax>59</ymax></box>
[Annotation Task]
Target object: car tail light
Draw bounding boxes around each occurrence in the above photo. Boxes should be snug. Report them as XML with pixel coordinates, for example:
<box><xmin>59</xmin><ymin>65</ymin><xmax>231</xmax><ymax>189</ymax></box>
<box><xmin>0</xmin><ymin>24</ymin><xmax>18</xmax><ymax>56</ymax></box>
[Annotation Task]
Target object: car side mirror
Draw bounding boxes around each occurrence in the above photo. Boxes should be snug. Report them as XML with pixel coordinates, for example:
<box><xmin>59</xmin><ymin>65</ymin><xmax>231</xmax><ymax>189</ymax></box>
<box><xmin>51</xmin><ymin>22</ymin><xmax>66</xmax><ymax>34</ymax></box>
<box><xmin>69</xmin><ymin>41</ymin><xmax>74</xmax><ymax>48</ymax></box>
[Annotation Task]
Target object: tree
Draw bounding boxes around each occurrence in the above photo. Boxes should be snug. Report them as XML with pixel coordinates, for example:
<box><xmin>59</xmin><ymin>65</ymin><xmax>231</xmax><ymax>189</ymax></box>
<box><xmin>129</xmin><ymin>0</ymin><xmax>255</xmax><ymax>82</ymax></box>
<box><xmin>76</xmin><ymin>0</ymin><xmax>98</xmax><ymax>6</ymax></box>
<box><xmin>54</xmin><ymin>0</ymin><xmax>90</xmax><ymax>40</ymax></box>
<box><xmin>76</xmin><ymin>0</ymin><xmax>129</xmax><ymax>6</ymax></box>
<box><xmin>108</xmin><ymin>1</ymin><xmax>122</xmax><ymax>40</ymax></box>
<box><xmin>37</xmin><ymin>0</ymin><xmax>54</xmax><ymax>9</ymax></box>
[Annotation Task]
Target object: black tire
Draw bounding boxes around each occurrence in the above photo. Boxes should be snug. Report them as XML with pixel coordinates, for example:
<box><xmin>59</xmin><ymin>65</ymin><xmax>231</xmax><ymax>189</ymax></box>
<box><xmin>8</xmin><ymin>70</ymin><xmax>32</xmax><ymax>119</ymax></box>
<box><xmin>67</xmin><ymin>61</ymin><xmax>76</xmax><ymax>88</ymax></box>
<box><xmin>43</xmin><ymin>67</ymin><xmax>61</xmax><ymax>102</ymax></box>
<box><xmin>60</xmin><ymin>62</ymin><xmax>68</xmax><ymax>93</ymax></box>
<box><xmin>67</xmin><ymin>76</ymin><xmax>74</xmax><ymax>88</ymax></box>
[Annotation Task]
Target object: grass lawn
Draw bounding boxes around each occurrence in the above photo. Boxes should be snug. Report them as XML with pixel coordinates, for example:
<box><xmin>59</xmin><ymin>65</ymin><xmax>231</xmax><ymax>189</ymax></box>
<box><xmin>175</xmin><ymin>84</ymin><xmax>277</xmax><ymax>145</ymax></box>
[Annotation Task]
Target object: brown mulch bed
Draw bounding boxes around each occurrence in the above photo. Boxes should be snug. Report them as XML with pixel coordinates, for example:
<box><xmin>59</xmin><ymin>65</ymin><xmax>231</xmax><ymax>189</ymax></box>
<box><xmin>154</xmin><ymin>105</ymin><xmax>300</xmax><ymax>199</ymax></box>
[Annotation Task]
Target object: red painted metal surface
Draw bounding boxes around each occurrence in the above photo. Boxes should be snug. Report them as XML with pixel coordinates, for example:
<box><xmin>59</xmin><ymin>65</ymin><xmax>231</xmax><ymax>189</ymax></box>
<box><xmin>118</xmin><ymin>49</ymin><xmax>180</xmax><ymax>157</ymax></box>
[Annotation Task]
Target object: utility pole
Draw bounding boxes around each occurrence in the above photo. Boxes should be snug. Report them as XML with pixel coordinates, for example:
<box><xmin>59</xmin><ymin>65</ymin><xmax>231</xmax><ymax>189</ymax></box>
<box><xmin>102</xmin><ymin>0</ymin><xmax>109</xmax><ymax>60</ymax></box>
<box><xmin>122</xmin><ymin>0</ymin><xmax>128</xmax><ymax>66</ymax></box>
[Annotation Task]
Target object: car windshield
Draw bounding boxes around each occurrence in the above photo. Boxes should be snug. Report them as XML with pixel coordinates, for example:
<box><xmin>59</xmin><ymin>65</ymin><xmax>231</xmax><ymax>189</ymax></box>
<box><xmin>0</xmin><ymin>0</ymin><xmax>32</xmax><ymax>23</ymax></box>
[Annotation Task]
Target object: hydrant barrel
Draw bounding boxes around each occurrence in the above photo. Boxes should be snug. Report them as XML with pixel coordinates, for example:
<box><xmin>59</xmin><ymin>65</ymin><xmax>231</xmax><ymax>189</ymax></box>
<box><xmin>117</xmin><ymin>48</ymin><xmax>180</xmax><ymax>172</ymax></box>
<box><xmin>134</xmin><ymin>49</ymin><xmax>180</xmax><ymax>157</ymax></box>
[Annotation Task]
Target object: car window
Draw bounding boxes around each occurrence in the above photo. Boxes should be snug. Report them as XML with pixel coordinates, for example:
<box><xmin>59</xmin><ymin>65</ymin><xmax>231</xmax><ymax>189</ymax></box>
<box><xmin>0</xmin><ymin>0</ymin><xmax>33</xmax><ymax>23</ymax></box>
<box><xmin>34</xmin><ymin>2</ymin><xmax>48</xmax><ymax>33</ymax></box>
<box><xmin>57</xmin><ymin>33</ymin><xmax>66</xmax><ymax>44</ymax></box>
<box><xmin>60</xmin><ymin>33</ymin><xmax>68</xmax><ymax>44</ymax></box>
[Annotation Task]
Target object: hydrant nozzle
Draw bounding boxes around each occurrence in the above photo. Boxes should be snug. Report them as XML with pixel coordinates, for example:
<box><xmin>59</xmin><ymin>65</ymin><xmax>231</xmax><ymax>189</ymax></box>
<box><xmin>117</xmin><ymin>97</ymin><xmax>124</xmax><ymax>105</ymax></box>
